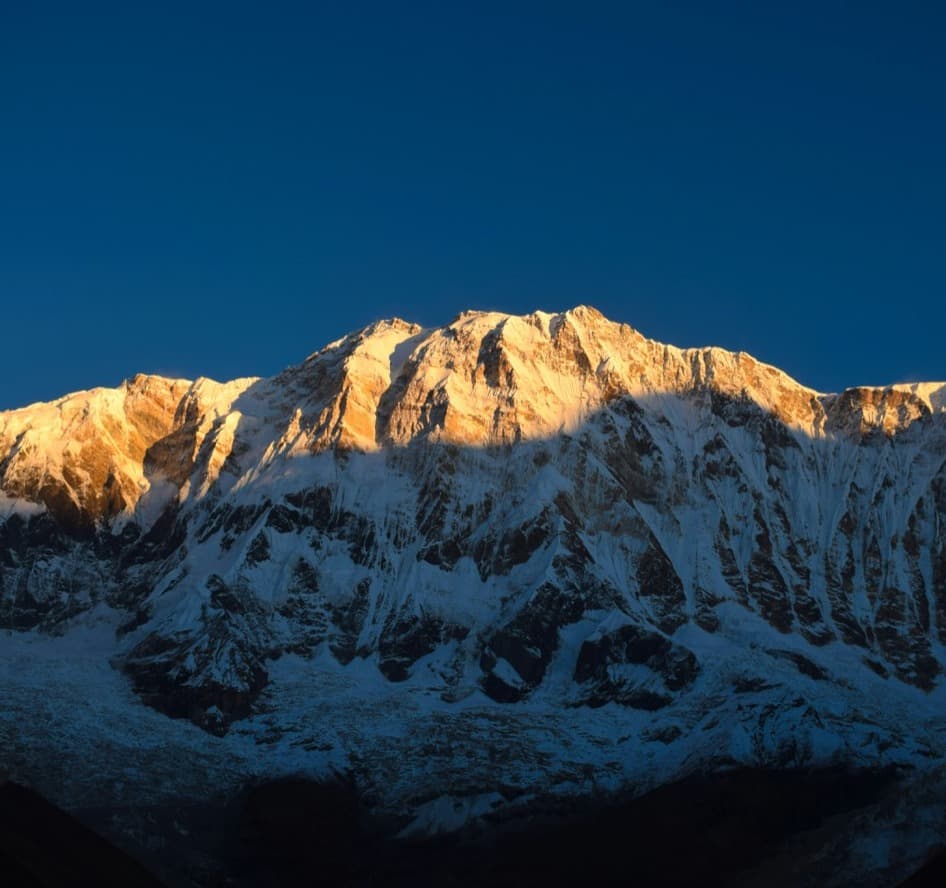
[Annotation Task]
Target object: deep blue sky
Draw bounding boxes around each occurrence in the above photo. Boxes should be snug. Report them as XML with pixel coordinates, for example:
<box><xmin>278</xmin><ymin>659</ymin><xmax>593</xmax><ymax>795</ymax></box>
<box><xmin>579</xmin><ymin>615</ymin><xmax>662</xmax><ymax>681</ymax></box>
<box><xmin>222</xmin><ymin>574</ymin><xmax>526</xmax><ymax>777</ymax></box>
<box><xmin>2</xmin><ymin>2</ymin><xmax>944</xmax><ymax>409</ymax></box>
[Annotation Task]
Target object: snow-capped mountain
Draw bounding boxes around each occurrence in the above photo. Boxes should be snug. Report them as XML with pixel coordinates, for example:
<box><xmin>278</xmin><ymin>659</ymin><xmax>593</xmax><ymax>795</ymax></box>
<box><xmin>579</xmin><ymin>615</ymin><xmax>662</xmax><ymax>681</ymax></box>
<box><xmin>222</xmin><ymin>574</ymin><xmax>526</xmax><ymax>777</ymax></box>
<box><xmin>2</xmin><ymin>306</ymin><xmax>946</xmax><ymax>883</ymax></box>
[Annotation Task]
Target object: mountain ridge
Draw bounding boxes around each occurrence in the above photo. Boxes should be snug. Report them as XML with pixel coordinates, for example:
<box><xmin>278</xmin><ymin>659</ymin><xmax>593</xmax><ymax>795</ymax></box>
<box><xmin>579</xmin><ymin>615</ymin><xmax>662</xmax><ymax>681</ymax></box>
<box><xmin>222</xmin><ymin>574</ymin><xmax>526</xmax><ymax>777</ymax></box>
<box><xmin>2</xmin><ymin>305</ymin><xmax>942</xmax><ymax>534</ymax></box>
<box><xmin>2</xmin><ymin>305</ymin><xmax>946</xmax><ymax>884</ymax></box>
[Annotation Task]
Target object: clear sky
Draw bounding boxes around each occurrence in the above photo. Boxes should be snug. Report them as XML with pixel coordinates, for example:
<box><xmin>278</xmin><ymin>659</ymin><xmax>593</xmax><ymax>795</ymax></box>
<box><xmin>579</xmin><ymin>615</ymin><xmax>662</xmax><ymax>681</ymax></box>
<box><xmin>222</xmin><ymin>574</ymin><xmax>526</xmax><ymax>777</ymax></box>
<box><xmin>1</xmin><ymin>1</ymin><xmax>943</xmax><ymax>409</ymax></box>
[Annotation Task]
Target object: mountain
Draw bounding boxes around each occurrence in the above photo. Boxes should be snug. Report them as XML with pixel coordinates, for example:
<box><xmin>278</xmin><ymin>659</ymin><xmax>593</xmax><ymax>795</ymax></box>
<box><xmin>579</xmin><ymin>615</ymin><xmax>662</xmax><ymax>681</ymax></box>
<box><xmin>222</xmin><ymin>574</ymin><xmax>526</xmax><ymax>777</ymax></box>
<box><xmin>2</xmin><ymin>306</ymin><xmax>946</xmax><ymax>884</ymax></box>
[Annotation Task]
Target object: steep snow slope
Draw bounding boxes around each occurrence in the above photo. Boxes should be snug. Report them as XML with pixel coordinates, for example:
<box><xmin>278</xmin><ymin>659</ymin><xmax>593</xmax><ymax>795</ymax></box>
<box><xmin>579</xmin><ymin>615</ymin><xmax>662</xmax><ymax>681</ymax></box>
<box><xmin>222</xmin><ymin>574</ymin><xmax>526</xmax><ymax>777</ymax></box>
<box><xmin>1</xmin><ymin>306</ymin><xmax>946</xmax><ymax>881</ymax></box>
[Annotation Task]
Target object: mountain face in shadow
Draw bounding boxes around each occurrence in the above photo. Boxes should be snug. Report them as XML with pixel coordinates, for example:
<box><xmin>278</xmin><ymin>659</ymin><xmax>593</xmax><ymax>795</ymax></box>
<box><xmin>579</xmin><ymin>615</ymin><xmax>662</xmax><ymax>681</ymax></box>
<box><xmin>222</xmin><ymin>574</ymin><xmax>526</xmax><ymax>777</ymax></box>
<box><xmin>1</xmin><ymin>306</ymin><xmax>945</xmax><ymax>884</ymax></box>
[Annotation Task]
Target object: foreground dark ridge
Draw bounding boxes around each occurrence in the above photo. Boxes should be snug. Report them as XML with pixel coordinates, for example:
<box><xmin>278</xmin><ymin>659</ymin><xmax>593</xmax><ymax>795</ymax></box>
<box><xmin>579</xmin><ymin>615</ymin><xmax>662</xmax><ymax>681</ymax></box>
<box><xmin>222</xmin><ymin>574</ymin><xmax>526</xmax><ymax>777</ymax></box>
<box><xmin>0</xmin><ymin>779</ymin><xmax>163</xmax><ymax>887</ymax></box>
<box><xmin>68</xmin><ymin>767</ymin><xmax>898</xmax><ymax>886</ymax></box>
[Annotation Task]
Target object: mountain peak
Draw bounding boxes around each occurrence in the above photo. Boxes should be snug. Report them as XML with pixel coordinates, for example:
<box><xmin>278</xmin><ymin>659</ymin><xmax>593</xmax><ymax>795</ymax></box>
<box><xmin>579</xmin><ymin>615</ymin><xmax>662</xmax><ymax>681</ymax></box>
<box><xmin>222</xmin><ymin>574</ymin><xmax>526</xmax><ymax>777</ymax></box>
<box><xmin>1</xmin><ymin>306</ymin><xmax>943</xmax><ymax>530</ymax></box>
<box><xmin>3</xmin><ymin>304</ymin><xmax>946</xmax><ymax>884</ymax></box>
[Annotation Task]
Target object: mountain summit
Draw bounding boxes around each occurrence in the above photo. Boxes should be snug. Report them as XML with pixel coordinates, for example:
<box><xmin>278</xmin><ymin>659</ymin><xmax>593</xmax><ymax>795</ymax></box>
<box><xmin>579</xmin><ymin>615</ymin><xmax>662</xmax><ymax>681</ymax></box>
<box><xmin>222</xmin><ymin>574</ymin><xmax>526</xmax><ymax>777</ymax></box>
<box><xmin>2</xmin><ymin>306</ymin><xmax>946</xmax><ymax>883</ymax></box>
<box><xmin>3</xmin><ymin>306</ymin><xmax>940</xmax><ymax>533</ymax></box>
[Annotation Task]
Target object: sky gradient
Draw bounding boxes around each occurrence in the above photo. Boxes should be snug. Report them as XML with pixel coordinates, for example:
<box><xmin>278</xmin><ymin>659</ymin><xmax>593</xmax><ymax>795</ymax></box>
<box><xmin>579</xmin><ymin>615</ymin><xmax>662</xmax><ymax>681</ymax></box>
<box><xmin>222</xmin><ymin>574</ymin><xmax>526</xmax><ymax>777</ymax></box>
<box><xmin>2</xmin><ymin>1</ymin><xmax>944</xmax><ymax>409</ymax></box>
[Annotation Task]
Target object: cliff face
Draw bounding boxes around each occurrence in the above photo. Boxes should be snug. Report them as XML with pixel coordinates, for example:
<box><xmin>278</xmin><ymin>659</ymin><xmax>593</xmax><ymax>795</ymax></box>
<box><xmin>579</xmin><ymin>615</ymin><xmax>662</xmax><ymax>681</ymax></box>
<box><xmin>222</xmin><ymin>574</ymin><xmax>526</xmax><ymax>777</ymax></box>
<box><xmin>1</xmin><ymin>307</ymin><xmax>946</xmax><ymax>878</ymax></box>
<box><xmin>1</xmin><ymin>306</ymin><xmax>945</xmax><ymax>733</ymax></box>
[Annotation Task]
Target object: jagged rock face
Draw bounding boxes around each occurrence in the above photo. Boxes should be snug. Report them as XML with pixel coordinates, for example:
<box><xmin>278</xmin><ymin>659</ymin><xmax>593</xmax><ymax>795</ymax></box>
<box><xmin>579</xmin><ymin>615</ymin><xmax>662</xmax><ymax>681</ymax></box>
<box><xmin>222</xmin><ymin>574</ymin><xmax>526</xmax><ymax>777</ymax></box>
<box><xmin>1</xmin><ymin>306</ymin><xmax>945</xmax><ymax>739</ymax></box>
<box><xmin>0</xmin><ymin>373</ymin><xmax>256</xmax><ymax>532</ymax></box>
